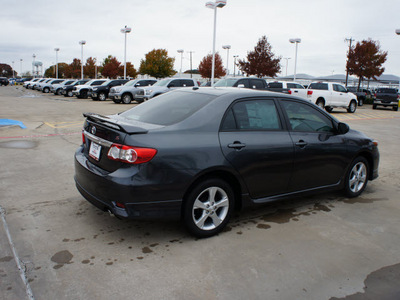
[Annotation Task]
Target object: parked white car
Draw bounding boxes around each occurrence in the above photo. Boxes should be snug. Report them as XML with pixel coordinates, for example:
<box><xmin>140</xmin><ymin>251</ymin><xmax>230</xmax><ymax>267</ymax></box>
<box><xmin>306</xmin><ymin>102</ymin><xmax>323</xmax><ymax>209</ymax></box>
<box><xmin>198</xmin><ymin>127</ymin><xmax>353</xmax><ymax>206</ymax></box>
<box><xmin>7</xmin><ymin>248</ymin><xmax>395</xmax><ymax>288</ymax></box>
<box><xmin>306</xmin><ymin>82</ymin><xmax>358</xmax><ymax>113</ymax></box>
<box><xmin>267</xmin><ymin>81</ymin><xmax>307</xmax><ymax>98</ymax></box>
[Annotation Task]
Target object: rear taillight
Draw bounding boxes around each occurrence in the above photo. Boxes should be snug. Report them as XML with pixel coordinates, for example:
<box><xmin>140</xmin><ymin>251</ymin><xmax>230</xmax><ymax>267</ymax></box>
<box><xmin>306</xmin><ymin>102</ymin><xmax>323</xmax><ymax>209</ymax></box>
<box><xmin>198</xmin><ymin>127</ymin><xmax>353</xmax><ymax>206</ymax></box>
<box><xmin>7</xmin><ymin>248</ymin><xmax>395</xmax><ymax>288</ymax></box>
<box><xmin>82</xmin><ymin>131</ymin><xmax>86</xmax><ymax>144</ymax></box>
<box><xmin>374</xmin><ymin>93</ymin><xmax>377</xmax><ymax>98</ymax></box>
<box><xmin>287</xmin><ymin>90</ymin><xmax>292</xmax><ymax>94</ymax></box>
<box><xmin>107</xmin><ymin>144</ymin><xmax>157</xmax><ymax>164</ymax></box>
<box><xmin>307</xmin><ymin>90</ymin><xmax>313</xmax><ymax>96</ymax></box>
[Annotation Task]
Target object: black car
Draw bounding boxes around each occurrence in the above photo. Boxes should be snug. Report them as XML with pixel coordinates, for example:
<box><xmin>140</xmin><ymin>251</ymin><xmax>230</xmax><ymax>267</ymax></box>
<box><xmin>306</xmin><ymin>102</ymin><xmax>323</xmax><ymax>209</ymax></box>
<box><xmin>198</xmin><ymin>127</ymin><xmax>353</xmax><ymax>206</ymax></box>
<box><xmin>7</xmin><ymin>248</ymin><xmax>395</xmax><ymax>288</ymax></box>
<box><xmin>90</xmin><ymin>79</ymin><xmax>129</xmax><ymax>101</ymax></box>
<box><xmin>0</xmin><ymin>77</ymin><xmax>10</xmax><ymax>86</ymax></box>
<box><xmin>373</xmin><ymin>88</ymin><xmax>399</xmax><ymax>111</ymax></box>
<box><xmin>74</xmin><ymin>88</ymin><xmax>379</xmax><ymax>237</ymax></box>
<box><xmin>61</xmin><ymin>80</ymin><xmax>89</xmax><ymax>97</ymax></box>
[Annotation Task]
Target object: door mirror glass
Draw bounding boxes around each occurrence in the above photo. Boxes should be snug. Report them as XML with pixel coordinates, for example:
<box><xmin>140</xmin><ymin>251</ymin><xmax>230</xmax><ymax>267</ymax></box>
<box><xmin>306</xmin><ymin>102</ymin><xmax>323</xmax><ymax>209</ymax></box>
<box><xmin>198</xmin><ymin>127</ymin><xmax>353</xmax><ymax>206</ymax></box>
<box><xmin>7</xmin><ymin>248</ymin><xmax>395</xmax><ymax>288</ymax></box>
<box><xmin>337</xmin><ymin>122</ymin><xmax>349</xmax><ymax>134</ymax></box>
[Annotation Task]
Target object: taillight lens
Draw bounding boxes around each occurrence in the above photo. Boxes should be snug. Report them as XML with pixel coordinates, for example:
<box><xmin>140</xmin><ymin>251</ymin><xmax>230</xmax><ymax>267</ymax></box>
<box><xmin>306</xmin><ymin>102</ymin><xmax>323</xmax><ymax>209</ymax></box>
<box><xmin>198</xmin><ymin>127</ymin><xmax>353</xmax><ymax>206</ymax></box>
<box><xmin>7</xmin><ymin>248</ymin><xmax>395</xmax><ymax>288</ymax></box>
<box><xmin>82</xmin><ymin>131</ymin><xmax>86</xmax><ymax>144</ymax></box>
<box><xmin>288</xmin><ymin>90</ymin><xmax>292</xmax><ymax>94</ymax></box>
<box><xmin>307</xmin><ymin>90</ymin><xmax>313</xmax><ymax>95</ymax></box>
<box><xmin>107</xmin><ymin>144</ymin><xmax>157</xmax><ymax>164</ymax></box>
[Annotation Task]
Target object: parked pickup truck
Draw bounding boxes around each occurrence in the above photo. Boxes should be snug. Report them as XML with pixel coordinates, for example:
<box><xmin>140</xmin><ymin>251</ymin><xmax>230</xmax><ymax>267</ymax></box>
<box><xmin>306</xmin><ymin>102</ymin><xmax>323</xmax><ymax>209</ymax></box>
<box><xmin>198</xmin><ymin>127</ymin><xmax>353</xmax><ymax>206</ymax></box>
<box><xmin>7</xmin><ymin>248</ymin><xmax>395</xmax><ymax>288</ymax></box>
<box><xmin>135</xmin><ymin>78</ymin><xmax>198</xmax><ymax>102</ymax></box>
<box><xmin>373</xmin><ymin>88</ymin><xmax>399</xmax><ymax>111</ymax></box>
<box><xmin>306</xmin><ymin>82</ymin><xmax>358</xmax><ymax>113</ymax></box>
<box><xmin>267</xmin><ymin>81</ymin><xmax>306</xmax><ymax>97</ymax></box>
<box><xmin>214</xmin><ymin>77</ymin><xmax>289</xmax><ymax>93</ymax></box>
<box><xmin>346</xmin><ymin>86</ymin><xmax>373</xmax><ymax>106</ymax></box>
<box><xmin>110</xmin><ymin>78</ymin><xmax>158</xmax><ymax>104</ymax></box>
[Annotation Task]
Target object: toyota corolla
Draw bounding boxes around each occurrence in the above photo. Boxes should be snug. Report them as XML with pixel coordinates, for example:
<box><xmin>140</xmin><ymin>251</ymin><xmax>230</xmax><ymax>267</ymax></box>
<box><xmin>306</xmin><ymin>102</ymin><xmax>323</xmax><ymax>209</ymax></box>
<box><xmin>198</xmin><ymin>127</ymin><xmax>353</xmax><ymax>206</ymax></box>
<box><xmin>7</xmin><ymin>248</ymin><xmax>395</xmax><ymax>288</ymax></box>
<box><xmin>74</xmin><ymin>88</ymin><xmax>379</xmax><ymax>237</ymax></box>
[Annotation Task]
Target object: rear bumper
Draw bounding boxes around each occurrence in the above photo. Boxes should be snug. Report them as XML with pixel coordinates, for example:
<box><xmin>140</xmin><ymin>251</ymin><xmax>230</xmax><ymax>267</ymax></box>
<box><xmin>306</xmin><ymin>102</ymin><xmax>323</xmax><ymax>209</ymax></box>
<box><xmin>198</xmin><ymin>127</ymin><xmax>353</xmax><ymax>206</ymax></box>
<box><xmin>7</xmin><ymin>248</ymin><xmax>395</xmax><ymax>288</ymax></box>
<box><xmin>374</xmin><ymin>99</ymin><xmax>398</xmax><ymax>107</ymax></box>
<box><xmin>74</xmin><ymin>148</ymin><xmax>183</xmax><ymax>220</ymax></box>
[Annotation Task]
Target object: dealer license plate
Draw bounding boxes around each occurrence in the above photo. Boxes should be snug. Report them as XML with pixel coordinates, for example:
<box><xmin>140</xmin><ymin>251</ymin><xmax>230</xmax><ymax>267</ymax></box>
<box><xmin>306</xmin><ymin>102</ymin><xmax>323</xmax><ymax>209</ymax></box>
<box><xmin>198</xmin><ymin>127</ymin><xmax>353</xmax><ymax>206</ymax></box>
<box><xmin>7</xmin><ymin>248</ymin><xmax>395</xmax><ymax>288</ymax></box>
<box><xmin>89</xmin><ymin>142</ymin><xmax>101</xmax><ymax>161</ymax></box>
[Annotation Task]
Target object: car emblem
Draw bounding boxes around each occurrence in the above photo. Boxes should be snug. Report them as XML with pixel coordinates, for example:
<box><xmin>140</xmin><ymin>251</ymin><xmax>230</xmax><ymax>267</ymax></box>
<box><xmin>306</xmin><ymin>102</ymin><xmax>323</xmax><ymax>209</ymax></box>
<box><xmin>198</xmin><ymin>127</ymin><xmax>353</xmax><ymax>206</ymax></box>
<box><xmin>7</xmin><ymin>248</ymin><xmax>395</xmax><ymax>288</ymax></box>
<box><xmin>91</xmin><ymin>126</ymin><xmax>96</xmax><ymax>135</ymax></box>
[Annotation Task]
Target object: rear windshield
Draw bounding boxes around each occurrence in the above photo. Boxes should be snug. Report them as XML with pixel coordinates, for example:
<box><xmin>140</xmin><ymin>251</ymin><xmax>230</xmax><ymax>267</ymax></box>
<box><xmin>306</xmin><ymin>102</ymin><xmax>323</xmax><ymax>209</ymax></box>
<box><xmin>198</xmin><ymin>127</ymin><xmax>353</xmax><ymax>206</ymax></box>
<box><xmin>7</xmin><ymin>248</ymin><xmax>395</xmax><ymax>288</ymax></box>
<box><xmin>268</xmin><ymin>82</ymin><xmax>283</xmax><ymax>88</ymax></box>
<box><xmin>309</xmin><ymin>83</ymin><xmax>328</xmax><ymax>90</ymax></box>
<box><xmin>376</xmin><ymin>88</ymin><xmax>397</xmax><ymax>94</ymax></box>
<box><xmin>120</xmin><ymin>91</ymin><xmax>216</xmax><ymax>126</ymax></box>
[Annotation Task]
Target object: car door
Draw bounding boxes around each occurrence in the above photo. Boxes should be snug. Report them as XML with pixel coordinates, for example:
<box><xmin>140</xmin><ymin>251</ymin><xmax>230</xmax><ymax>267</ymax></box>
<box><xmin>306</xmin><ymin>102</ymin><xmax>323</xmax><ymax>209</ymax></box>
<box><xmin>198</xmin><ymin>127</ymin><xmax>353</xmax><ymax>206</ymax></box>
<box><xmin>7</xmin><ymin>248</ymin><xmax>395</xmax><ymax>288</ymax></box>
<box><xmin>332</xmin><ymin>84</ymin><xmax>348</xmax><ymax>106</ymax></box>
<box><xmin>219</xmin><ymin>98</ymin><xmax>294</xmax><ymax>199</ymax></box>
<box><xmin>280</xmin><ymin>99</ymin><xmax>348</xmax><ymax>192</ymax></box>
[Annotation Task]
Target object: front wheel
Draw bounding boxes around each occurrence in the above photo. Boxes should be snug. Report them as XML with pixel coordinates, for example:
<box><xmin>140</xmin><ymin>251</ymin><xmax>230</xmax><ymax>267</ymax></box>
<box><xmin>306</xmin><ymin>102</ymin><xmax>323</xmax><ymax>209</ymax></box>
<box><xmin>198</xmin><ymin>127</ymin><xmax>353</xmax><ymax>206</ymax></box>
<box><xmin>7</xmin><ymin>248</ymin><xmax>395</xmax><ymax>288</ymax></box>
<box><xmin>183</xmin><ymin>178</ymin><xmax>234</xmax><ymax>238</ymax></box>
<box><xmin>344</xmin><ymin>157</ymin><xmax>369</xmax><ymax>198</ymax></box>
<box><xmin>325</xmin><ymin>106</ymin><xmax>333</xmax><ymax>113</ymax></box>
<box><xmin>347</xmin><ymin>100</ymin><xmax>357</xmax><ymax>113</ymax></box>
<box><xmin>43</xmin><ymin>87</ymin><xmax>50</xmax><ymax>93</ymax></box>
<box><xmin>358</xmin><ymin>98</ymin><xmax>364</xmax><ymax>106</ymax></box>
<box><xmin>98</xmin><ymin>92</ymin><xmax>107</xmax><ymax>101</ymax></box>
<box><xmin>67</xmin><ymin>90</ymin><xmax>73</xmax><ymax>97</ymax></box>
<box><xmin>122</xmin><ymin>93</ymin><xmax>132</xmax><ymax>104</ymax></box>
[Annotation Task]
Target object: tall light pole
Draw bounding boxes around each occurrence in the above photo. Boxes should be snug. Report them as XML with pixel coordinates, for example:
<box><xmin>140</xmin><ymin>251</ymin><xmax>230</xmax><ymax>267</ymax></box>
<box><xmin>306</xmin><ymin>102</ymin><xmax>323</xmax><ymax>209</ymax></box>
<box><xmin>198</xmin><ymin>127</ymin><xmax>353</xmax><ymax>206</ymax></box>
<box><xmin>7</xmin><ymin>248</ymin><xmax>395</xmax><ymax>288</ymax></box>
<box><xmin>177</xmin><ymin>49</ymin><xmax>184</xmax><ymax>77</ymax></box>
<box><xmin>32</xmin><ymin>54</ymin><xmax>36</xmax><ymax>78</ymax></box>
<box><xmin>20</xmin><ymin>59</ymin><xmax>23</xmax><ymax>77</ymax></box>
<box><xmin>222</xmin><ymin>45</ymin><xmax>231</xmax><ymax>76</ymax></box>
<box><xmin>95</xmin><ymin>57</ymin><xmax>98</xmax><ymax>79</ymax></box>
<box><xmin>12</xmin><ymin>61</ymin><xmax>15</xmax><ymax>78</ymax></box>
<box><xmin>79</xmin><ymin>40</ymin><xmax>86</xmax><ymax>79</ymax></box>
<box><xmin>345</xmin><ymin>37</ymin><xmax>354</xmax><ymax>87</ymax></box>
<box><xmin>289</xmin><ymin>38</ymin><xmax>301</xmax><ymax>81</ymax></box>
<box><xmin>283</xmin><ymin>57</ymin><xmax>291</xmax><ymax>76</ymax></box>
<box><xmin>187</xmin><ymin>51</ymin><xmax>195</xmax><ymax>78</ymax></box>
<box><xmin>233</xmin><ymin>55</ymin><xmax>238</xmax><ymax>77</ymax></box>
<box><xmin>54</xmin><ymin>48</ymin><xmax>60</xmax><ymax>79</ymax></box>
<box><xmin>206</xmin><ymin>0</ymin><xmax>227</xmax><ymax>87</ymax></box>
<box><xmin>121</xmin><ymin>26</ymin><xmax>132</xmax><ymax>79</ymax></box>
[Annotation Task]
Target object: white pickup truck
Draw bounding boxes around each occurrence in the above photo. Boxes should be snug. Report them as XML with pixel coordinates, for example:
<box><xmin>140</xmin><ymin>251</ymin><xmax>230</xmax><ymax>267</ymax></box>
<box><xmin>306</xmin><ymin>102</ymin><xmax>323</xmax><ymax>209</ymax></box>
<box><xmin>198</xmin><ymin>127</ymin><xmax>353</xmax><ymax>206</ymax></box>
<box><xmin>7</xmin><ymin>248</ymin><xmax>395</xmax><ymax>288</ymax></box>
<box><xmin>305</xmin><ymin>82</ymin><xmax>358</xmax><ymax>113</ymax></box>
<box><xmin>267</xmin><ymin>81</ymin><xmax>307</xmax><ymax>98</ymax></box>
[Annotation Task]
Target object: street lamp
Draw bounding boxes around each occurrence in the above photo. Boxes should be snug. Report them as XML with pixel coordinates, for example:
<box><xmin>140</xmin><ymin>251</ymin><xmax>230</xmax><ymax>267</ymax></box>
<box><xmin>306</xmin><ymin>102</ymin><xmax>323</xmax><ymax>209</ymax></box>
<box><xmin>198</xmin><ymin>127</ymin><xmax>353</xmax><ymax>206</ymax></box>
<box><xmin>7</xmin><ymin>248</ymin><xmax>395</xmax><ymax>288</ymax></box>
<box><xmin>79</xmin><ymin>40</ymin><xmax>86</xmax><ymax>79</ymax></box>
<box><xmin>283</xmin><ymin>57</ymin><xmax>291</xmax><ymax>76</ymax></box>
<box><xmin>54</xmin><ymin>48</ymin><xmax>60</xmax><ymax>79</ymax></box>
<box><xmin>222</xmin><ymin>45</ymin><xmax>231</xmax><ymax>76</ymax></box>
<box><xmin>20</xmin><ymin>59</ymin><xmax>23</xmax><ymax>77</ymax></box>
<box><xmin>177</xmin><ymin>49</ymin><xmax>184</xmax><ymax>77</ymax></box>
<box><xmin>121</xmin><ymin>26</ymin><xmax>132</xmax><ymax>79</ymax></box>
<box><xmin>289</xmin><ymin>38</ymin><xmax>301</xmax><ymax>81</ymax></box>
<box><xmin>32</xmin><ymin>54</ymin><xmax>36</xmax><ymax>78</ymax></box>
<box><xmin>12</xmin><ymin>61</ymin><xmax>15</xmax><ymax>78</ymax></box>
<box><xmin>206</xmin><ymin>0</ymin><xmax>227</xmax><ymax>87</ymax></box>
<box><xmin>233</xmin><ymin>55</ymin><xmax>238</xmax><ymax>77</ymax></box>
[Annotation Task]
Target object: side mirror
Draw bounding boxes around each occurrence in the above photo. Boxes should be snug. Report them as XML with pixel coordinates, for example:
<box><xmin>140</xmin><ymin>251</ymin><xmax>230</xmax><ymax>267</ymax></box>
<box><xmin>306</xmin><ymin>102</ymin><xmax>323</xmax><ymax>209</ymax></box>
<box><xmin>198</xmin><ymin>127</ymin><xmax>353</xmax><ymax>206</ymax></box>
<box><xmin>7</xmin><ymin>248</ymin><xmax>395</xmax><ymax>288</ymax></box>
<box><xmin>337</xmin><ymin>122</ymin><xmax>349</xmax><ymax>134</ymax></box>
<box><xmin>134</xmin><ymin>84</ymin><xmax>140</xmax><ymax>87</ymax></box>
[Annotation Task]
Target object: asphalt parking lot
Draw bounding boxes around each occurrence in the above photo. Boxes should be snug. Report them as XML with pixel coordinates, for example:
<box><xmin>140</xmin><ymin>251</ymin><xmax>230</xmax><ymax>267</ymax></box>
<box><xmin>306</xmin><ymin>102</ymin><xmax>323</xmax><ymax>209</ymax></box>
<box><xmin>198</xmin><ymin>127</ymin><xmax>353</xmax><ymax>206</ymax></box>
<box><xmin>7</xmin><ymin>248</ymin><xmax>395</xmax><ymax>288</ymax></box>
<box><xmin>1</xmin><ymin>85</ymin><xmax>400</xmax><ymax>300</ymax></box>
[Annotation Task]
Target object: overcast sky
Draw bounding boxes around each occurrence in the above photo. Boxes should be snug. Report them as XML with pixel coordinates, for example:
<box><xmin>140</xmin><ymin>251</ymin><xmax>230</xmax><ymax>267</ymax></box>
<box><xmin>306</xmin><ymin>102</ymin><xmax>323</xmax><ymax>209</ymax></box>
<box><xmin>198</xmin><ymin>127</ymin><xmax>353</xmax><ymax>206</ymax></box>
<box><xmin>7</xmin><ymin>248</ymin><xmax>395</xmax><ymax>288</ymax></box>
<box><xmin>1</xmin><ymin>0</ymin><xmax>400</xmax><ymax>77</ymax></box>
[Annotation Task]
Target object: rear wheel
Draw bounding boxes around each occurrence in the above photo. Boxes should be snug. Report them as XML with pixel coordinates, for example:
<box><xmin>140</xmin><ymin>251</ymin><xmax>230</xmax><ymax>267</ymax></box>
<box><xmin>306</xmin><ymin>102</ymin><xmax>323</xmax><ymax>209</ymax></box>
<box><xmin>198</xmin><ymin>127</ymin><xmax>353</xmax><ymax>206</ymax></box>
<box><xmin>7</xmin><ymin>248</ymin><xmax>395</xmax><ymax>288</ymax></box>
<box><xmin>358</xmin><ymin>97</ymin><xmax>364</xmax><ymax>106</ymax></box>
<box><xmin>56</xmin><ymin>89</ymin><xmax>61</xmax><ymax>95</ymax></box>
<box><xmin>316</xmin><ymin>99</ymin><xmax>325</xmax><ymax>109</ymax></box>
<box><xmin>43</xmin><ymin>87</ymin><xmax>50</xmax><ymax>93</ymax></box>
<box><xmin>67</xmin><ymin>90</ymin><xmax>73</xmax><ymax>97</ymax></box>
<box><xmin>347</xmin><ymin>100</ymin><xmax>357</xmax><ymax>113</ymax></box>
<box><xmin>98</xmin><ymin>92</ymin><xmax>107</xmax><ymax>101</ymax></box>
<box><xmin>393</xmin><ymin>106</ymin><xmax>398</xmax><ymax>111</ymax></box>
<box><xmin>183</xmin><ymin>178</ymin><xmax>234</xmax><ymax>238</ymax></box>
<box><xmin>122</xmin><ymin>93</ymin><xmax>132</xmax><ymax>104</ymax></box>
<box><xmin>344</xmin><ymin>157</ymin><xmax>369</xmax><ymax>198</ymax></box>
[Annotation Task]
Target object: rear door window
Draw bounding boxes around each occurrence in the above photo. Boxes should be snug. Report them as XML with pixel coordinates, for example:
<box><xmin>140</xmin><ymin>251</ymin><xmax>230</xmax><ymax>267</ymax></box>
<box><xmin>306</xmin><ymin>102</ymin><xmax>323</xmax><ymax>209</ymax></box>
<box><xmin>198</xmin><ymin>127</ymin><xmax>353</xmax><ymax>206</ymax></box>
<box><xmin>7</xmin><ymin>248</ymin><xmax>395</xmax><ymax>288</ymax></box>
<box><xmin>309</xmin><ymin>83</ymin><xmax>328</xmax><ymax>90</ymax></box>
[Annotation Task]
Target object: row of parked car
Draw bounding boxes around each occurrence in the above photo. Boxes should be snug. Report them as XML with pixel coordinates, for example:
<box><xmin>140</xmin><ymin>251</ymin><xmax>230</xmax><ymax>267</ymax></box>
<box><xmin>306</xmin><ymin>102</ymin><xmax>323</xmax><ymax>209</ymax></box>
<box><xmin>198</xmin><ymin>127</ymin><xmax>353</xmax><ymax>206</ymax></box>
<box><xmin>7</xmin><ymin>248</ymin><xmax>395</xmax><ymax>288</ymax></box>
<box><xmin>22</xmin><ymin>77</ymin><xmax>399</xmax><ymax>111</ymax></box>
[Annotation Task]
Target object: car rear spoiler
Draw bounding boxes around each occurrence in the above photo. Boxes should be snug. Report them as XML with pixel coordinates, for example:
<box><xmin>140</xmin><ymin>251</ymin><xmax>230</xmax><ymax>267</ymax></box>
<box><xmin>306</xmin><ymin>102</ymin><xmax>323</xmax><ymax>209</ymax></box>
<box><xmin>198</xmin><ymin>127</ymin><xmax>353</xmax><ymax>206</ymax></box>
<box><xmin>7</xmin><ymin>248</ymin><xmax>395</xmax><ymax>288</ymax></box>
<box><xmin>83</xmin><ymin>112</ymin><xmax>148</xmax><ymax>134</ymax></box>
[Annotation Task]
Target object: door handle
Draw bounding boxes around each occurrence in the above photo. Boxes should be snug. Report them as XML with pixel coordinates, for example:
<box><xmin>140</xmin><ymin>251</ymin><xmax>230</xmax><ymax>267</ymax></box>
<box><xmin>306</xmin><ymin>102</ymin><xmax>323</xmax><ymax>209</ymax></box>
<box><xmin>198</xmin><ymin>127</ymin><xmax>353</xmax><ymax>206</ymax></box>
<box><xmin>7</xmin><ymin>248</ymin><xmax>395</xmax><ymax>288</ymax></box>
<box><xmin>295</xmin><ymin>140</ymin><xmax>308</xmax><ymax>148</ymax></box>
<box><xmin>228</xmin><ymin>142</ymin><xmax>246</xmax><ymax>150</ymax></box>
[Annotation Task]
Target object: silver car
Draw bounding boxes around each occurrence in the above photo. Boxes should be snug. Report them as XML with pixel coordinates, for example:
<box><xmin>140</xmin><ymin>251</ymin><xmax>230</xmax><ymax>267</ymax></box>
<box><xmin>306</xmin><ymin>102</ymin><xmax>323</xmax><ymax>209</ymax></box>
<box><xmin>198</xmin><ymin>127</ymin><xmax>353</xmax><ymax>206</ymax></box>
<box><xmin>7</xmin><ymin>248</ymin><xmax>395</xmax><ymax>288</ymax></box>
<box><xmin>109</xmin><ymin>79</ymin><xmax>157</xmax><ymax>104</ymax></box>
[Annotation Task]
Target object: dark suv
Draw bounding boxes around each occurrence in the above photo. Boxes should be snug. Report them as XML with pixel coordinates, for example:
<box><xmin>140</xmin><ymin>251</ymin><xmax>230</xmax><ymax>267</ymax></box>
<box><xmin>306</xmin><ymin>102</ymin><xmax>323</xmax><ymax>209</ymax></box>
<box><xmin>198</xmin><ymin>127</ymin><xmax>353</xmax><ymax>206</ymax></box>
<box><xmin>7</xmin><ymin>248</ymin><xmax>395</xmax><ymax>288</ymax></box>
<box><xmin>0</xmin><ymin>77</ymin><xmax>10</xmax><ymax>86</ymax></box>
<box><xmin>90</xmin><ymin>79</ymin><xmax>128</xmax><ymax>101</ymax></box>
<box><xmin>374</xmin><ymin>88</ymin><xmax>399</xmax><ymax>111</ymax></box>
<box><xmin>61</xmin><ymin>80</ymin><xmax>90</xmax><ymax>97</ymax></box>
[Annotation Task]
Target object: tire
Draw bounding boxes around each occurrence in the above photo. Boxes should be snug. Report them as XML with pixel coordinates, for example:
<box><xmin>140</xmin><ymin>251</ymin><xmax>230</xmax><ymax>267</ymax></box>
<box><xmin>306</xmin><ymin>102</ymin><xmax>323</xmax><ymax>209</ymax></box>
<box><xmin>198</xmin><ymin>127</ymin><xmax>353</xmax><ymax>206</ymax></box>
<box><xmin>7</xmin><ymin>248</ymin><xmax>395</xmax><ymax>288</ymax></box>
<box><xmin>122</xmin><ymin>93</ymin><xmax>132</xmax><ymax>104</ymax></box>
<box><xmin>316</xmin><ymin>99</ymin><xmax>325</xmax><ymax>109</ymax></box>
<box><xmin>67</xmin><ymin>90</ymin><xmax>73</xmax><ymax>97</ymax></box>
<box><xmin>344</xmin><ymin>157</ymin><xmax>369</xmax><ymax>198</ymax></box>
<box><xmin>358</xmin><ymin>97</ymin><xmax>364</xmax><ymax>106</ymax></box>
<box><xmin>325</xmin><ymin>106</ymin><xmax>333</xmax><ymax>113</ymax></box>
<box><xmin>347</xmin><ymin>100</ymin><xmax>357</xmax><ymax>113</ymax></box>
<box><xmin>56</xmin><ymin>89</ymin><xmax>61</xmax><ymax>95</ymax></box>
<box><xmin>81</xmin><ymin>90</ymin><xmax>88</xmax><ymax>99</ymax></box>
<box><xmin>393</xmin><ymin>106</ymin><xmax>398</xmax><ymax>111</ymax></box>
<box><xmin>98</xmin><ymin>92</ymin><xmax>107</xmax><ymax>101</ymax></box>
<box><xmin>372</xmin><ymin>104</ymin><xmax>377</xmax><ymax>109</ymax></box>
<box><xmin>43</xmin><ymin>87</ymin><xmax>50</xmax><ymax>93</ymax></box>
<box><xmin>113</xmin><ymin>99</ymin><xmax>121</xmax><ymax>104</ymax></box>
<box><xmin>183</xmin><ymin>178</ymin><xmax>234</xmax><ymax>238</ymax></box>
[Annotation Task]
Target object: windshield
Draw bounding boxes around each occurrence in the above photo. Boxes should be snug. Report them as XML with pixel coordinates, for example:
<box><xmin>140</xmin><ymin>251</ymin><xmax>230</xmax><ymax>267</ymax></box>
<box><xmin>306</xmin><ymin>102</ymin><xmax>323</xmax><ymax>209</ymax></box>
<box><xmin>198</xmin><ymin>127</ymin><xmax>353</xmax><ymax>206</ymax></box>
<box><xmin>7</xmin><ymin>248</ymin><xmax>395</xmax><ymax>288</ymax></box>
<box><xmin>120</xmin><ymin>91</ymin><xmax>216</xmax><ymax>126</ymax></box>
<box><xmin>100</xmin><ymin>80</ymin><xmax>112</xmax><ymax>86</ymax></box>
<box><xmin>214</xmin><ymin>78</ymin><xmax>238</xmax><ymax>87</ymax></box>
<box><xmin>124</xmin><ymin>80</ymin><xmax>139</xmax><ymax>86</ymax></box>
<box><xmin>152</xmin><ymin>79</ymin><xmax>170</xmax><ymax>87</ymax></box>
